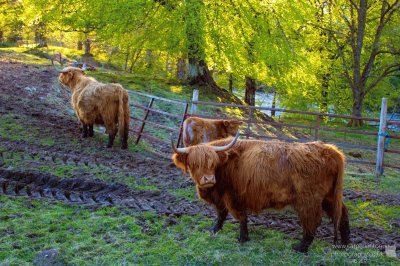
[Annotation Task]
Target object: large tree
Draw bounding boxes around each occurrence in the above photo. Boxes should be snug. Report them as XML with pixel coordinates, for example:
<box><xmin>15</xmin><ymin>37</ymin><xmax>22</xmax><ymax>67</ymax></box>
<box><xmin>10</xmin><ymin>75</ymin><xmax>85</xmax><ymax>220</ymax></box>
<box><xmin>313</xmin><ymin>0</ymin><xmax>400</xmax><ymax>126</ymax></box>
<box><xmin>0</xmin><ymin>0</ymin><xmax>23</xmax><ymax>43</ymax></box>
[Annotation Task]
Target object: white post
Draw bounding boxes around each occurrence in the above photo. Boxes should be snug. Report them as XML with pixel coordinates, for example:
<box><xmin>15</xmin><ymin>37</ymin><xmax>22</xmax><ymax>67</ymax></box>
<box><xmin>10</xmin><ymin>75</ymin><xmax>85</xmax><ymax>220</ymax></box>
<box><xmin>191</xmin><ymin>89</ymin><xmax>199</xmax><ymax>114</ymax></box>
<box><xmin>375</xmin><ymin>98</ymin><xmax>388</xmax><ymax>178</ymax></box>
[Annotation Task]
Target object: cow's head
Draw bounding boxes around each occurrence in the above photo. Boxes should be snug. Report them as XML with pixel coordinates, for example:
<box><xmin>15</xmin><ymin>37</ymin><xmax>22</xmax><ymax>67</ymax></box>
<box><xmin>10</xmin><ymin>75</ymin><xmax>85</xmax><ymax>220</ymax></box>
<box><xmin>171</xmin><ymin>132</ymin><xmax>239</xmax><ymax>188</ymax></box>
<box><xmin>58</xmin><ymin>67</ymin><xmax>85</xmax><ymax>88</ymax></box>
<box><xmin>223</xmin><ymin>120</ymin><xmax>243</xmax><ymax>136</ymax></box>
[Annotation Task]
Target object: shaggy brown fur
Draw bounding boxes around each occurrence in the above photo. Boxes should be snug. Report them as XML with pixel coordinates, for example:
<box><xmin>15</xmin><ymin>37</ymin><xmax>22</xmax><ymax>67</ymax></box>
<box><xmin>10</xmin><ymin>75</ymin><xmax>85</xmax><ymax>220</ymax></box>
<box><xmin>183</xmin><ymin>117</ymin><xmax>242</xmax><ymax>147</ymax></box>
<box><xmin>172</xmin><ymin>138</ymin><xmax>350</xmax><ymax>252</ymax></box>
<box><xmin>59</xmin><ymin>67</ymin><xmax>130</xmax><ymax>149</ymax></box>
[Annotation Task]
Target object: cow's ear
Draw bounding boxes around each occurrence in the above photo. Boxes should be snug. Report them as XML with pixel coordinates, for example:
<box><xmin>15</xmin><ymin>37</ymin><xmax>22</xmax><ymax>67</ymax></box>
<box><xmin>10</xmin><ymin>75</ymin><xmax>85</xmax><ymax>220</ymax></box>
<box><xmin>172</xmin><ymin>153</ymin><xmax>188</xmax><ymax>174</ymax></box>
<box><xmin>217</xmin><ymin>150</ymin><xmax>239</xmax><ymax>165</ymax></box>
<box><xmin>230</xmin><ymin>120</ymin><xmax>243</xmax><ymax>127</ymax></box>
<box><xmin>68</xmin><ymin>70</ymin><xmax>74</xmax><ymax>79</ymax></box>
<box><xmin>223</xmin><ymin>120</ymin><xmax>230</xmax><ymax>127</ymax></box>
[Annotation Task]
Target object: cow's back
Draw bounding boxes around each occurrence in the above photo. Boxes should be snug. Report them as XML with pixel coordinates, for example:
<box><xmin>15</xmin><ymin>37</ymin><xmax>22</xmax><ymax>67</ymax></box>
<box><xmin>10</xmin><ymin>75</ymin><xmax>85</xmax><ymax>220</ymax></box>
<box><xmin>183</xmin><ymin>118</ymin><xmax>229</xmax><ymax>146</ymax></box>
<box><xmin>214</xmin><ymin>140</ymin><xmax>344</xmax><ymax>213</ymax></box>
<box><xmin>72</xmin><ymin>78</ymin><xmax>125</xmax><ymax>124</ymax></box>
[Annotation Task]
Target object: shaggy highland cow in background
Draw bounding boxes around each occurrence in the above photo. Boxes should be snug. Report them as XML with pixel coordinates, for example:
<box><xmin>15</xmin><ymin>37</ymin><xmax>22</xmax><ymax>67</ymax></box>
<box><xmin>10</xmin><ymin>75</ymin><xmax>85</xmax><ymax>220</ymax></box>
<box><xmin>182</xmin><ymin>117</ymin><xmax>243</xmax><ymax>147</ymax></box>
<box><xmin>171</xmin><ymin>133</ymin><xmax>350</xmax><ymax>253</ymax></box>
<box><xmin>58</xmin><ymin>67</ymin><xmax>130</xmax><ymax>149</ymax></box>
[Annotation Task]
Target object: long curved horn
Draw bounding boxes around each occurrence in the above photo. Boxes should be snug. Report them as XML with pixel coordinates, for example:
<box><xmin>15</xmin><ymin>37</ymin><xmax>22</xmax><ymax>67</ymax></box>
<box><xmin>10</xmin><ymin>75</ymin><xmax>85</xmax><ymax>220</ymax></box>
<box><xmin>171</xmin><ymin>134</ymin><xmax>190</xmax><ymax>154</ymax></box>
<box><xmin>212</xmin><ymin>131</ymin><xmax>240</xmax><ymax>152</ymax></box>
<box><xmin>55</xmin><ymin>66</ymin><xmax>68</xmax><ymax>73</ymax></box>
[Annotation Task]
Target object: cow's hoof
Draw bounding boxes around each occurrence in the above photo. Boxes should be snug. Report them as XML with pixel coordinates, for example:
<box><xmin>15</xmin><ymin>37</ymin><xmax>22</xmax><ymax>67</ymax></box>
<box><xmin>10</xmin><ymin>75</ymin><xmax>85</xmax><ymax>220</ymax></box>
<box><xmin>210</xmin><ymin>225</ymin><xmax>221</xmax><ymax>235</ymax></box>
<box><xmin>238</xmin><ymin>236</ymin><xmax>249</xmax><ymax>243</ymax></box>
<box><xmin>292</xmin><ymin>242</ymin><xmax>309</xmax><ymax>253</ymax></box>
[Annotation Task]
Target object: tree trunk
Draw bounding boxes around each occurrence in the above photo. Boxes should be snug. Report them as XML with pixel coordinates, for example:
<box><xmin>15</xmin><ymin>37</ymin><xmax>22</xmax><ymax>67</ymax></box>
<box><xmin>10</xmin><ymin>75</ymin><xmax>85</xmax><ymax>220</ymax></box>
<box><xmin>177</xmin><ymin>58</ymin><xmax>186</xmax><ymax>80</ymax></box>
<box><xmin>320</xmin><ymin>73</ymin><xmax>329</xmax><ymax>115</ymax></box>
<box><xmin>271</xmin><ymin>91</ymin><xmax>276</xmax><ymax>117</ymax></box>
<box><xmin>245</xmin><ymin>77</ymin><xmax>256</xmax><ymax>106</ymax></box>
<box><xmin>124</xmin><ymin>51</ymin><xmax>129</xmax><ymax>73</ymax></box>
<box><xmin>84</xmin><ymin>39</ymin><xmax>92</xmax><ymax>56</ymax></box>
<box><xmin>185</xmin><ymin>0</ymin><xmax>219</xmax><ymax>89</ymax></box>
<box><xmin>228</xmin><ymin>73</ymin><xmax>233</xmax><ymax>93</ymax></box>
<box><xmin>165</xmin><ymin>53</ymin><xmax>171</xmax><ymax>73</ymax></box>
<box><xmin>187</xmin><ymin>58</ymin><xmax>219</xmax><ymax>89</ymax></box>
<box><xmin>77</xmin><ymin>41</ymin><xmax>83</xmax><ymax>50</ymax></box>
<box><xmin>0</xmin><ymin>31</ymin><xmax>3</xmax><ymax>43</ymax></box>
<box><xmin>35</xmin><ymin>29</ymin><xmax>47</xmax><ymax>47</ymax></box>
<box><xmin>129</xmin><ymin>49</ymin><xmax>141</xmax><ymax>73</ymax></box>
<box><xmin>348</xmin><ymin>87</ymin><xmax>364</xmax><ymax>127</ymax></box>
<box><xmin>145</xmin><ymin>50</ymin><xmax>153</xmax><ymax>69</ymax></box>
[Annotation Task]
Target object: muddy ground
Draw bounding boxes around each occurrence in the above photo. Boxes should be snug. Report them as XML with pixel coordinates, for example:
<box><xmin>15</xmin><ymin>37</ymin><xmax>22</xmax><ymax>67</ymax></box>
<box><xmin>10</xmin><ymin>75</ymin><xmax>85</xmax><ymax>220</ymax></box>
<box><xmin>0</xmin><ymin>58</ymin><xmax>399</xmax><ymax>254</ymax></box>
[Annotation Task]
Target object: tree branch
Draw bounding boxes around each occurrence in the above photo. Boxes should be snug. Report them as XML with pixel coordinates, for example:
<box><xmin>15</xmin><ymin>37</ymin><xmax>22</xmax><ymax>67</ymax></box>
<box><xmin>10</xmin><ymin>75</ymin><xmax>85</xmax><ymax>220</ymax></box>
<box><xmin>348</xmin><ymin>0</ymin><xmax>359</xmax><ymax>10</ymax></box>
<box><xmin>361</xmin><ymin>0</ymin><xmax>399</xmax><ymax>85</ymax></box>
<box><xmin>365</xmin><ymin>63</ymin><xmax>400</xmax><ymax>94</ymax></box>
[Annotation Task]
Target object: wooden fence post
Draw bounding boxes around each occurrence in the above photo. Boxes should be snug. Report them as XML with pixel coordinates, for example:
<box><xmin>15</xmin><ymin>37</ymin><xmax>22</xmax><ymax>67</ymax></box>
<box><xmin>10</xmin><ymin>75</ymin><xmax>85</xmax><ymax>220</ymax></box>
<box><xmin>315</xmin><ymin>114</ymin><xmax>320</xmax><ymax>140</ymax></box>
<box><xmin>246</xmin><ymin>108</ymin><xmax>253</xmax><ymax>139</ymax></box>
<box><xmin>375</xmin><ymin>98</ymin><xmax>388</xmax><ymax>178</ymax></box>
<box><xmin>190</xmin><ymin>89</ymin><xmax>199</xmax><ymax>114</ymax></box>
<box><xmin>177</xmin><ymin>103</ymin><xmax>189</xmax><ymax>148</ymax></box>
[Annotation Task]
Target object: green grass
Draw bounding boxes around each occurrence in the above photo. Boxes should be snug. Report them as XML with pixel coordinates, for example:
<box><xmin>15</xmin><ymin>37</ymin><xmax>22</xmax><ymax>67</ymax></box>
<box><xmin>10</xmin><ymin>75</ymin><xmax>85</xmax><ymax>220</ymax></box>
<box><xmin>1</xmin><ymin>196</ymin><xmax>398</xmax><ymax>265</ymax></box>
<box><xmin>0</xmin><ymin>48</ymin><xmax>50</xmax><ymax>65</ymax></box>
<box><xmin>346</xmin><ymin>200</ymin><xmax>400</xmax><ymax>232</ymax></box>
<box><xmin>0</xmin><ymin>114</ymin><xmax>54</xmax><ymax>145</ymax></box>
<box><xmin>345</xmin><ymin>171</ymin><xmax>400</xmax><ymax>195</ymax></box>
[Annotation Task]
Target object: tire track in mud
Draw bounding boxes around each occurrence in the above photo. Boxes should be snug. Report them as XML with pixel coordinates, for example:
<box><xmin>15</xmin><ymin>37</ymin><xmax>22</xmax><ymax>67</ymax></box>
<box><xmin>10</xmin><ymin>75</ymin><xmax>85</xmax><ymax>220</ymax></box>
<box><xmin>0</xmin><ymin>168</ymin><xmax>204</xmax><ymax>216</ymax></box>
<box><xmin>2</xmin><ymin>138</ymin><xmax>399</xmax><ymax>207</ymax></box>
<box><xmin>1</xmin><ymin>168</ymin><xmax>398</xmax><ymax>254</ymax></box>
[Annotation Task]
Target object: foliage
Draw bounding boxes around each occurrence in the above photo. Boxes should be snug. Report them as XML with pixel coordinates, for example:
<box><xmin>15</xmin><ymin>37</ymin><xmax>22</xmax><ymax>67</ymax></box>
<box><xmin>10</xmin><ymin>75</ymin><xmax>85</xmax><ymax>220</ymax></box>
<box><xmin>1</xmin><ymin>1</ymin><xmax>399</xmax><ymax>114</ymax></box>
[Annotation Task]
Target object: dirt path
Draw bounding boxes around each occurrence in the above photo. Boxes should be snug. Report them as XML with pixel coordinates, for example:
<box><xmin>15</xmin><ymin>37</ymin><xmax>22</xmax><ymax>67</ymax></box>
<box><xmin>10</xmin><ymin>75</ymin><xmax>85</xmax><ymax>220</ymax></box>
<box><xmin>0</xmin><ymin>58</ymin><xmax>399</xmax><ymax>254</ymax></box>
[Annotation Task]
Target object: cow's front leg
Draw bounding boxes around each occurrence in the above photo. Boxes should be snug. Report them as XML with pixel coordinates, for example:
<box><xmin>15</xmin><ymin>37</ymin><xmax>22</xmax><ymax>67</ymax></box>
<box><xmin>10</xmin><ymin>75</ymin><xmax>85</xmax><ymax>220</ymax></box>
<box><xmin>292</xmin><ymin>233</ymin><xmax>314</xmax><ymax>253</ymax></box>
<box><xmin>229</xmin><ymin>204</ymin><xmax>249</xmax><ymax>242</ymax></box>
<box><xmin>293</xmin><ymin>201</ymin><xmax>321</xmax><ymax>253</ymax></box>
<box><xmin>88</xmin><ymin>124</ymin><xmax>94</xmax><ymax>137</ymax></box>
<box><xmin>82</xmin><ymin>124</ymin><xmax>89</xmax><ymax>138</ymax></box>
<box><xmin>211</xmin><ymin>207</ymin><xmax>228</xmax><ymax>234</ymax></box>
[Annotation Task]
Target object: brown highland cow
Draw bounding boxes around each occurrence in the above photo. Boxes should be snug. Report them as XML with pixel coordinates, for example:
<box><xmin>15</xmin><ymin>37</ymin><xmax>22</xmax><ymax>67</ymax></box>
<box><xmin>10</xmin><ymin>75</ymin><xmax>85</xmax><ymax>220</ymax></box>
<box><xmin>183</xmin><ymin>117</ymin><xmax>243</xmax><ymax>146</ymax></box>
<box><xmin>171</xmin><ymin>133</ymin><xmax>350</xmax><ymax>252</ymax></box>
<box><xmin>58</xmin><ymin>67</ymin><xmax>130</xmax><ymax>149</ymax></box>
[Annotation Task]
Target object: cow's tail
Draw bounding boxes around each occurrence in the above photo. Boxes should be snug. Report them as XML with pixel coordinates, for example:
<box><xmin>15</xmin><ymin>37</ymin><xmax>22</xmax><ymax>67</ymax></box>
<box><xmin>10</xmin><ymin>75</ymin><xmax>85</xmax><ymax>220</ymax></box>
<box><xmin>118</xmin><ymin>86</ymin><xmax>130</xmax><ymax>149</ymax></box>
<box><xmin>332</xmin><ymin>149</ymin><xmax>345</xmax><ymax>244</ymax></box>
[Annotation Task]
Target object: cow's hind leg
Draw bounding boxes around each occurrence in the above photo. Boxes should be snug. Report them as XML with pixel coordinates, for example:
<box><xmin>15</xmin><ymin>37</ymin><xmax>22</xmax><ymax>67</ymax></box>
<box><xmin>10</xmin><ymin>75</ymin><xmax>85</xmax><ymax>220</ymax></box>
<box><xmin>339</xmin><ymin>204</ymin><xmax>350</xmax><ymax>245</ymax></box>
<box><xmin>88</xmin><ymin>124</ymin><xmax>94</xmax><ymax>137</ymax></box>
<box><xmin>105</xmin><ymin>122</ymin><xmax>117</xmax><ymax>148</ymax></box>
<box><xmin>107</xmin><ymin>134</ymin><xmax>116</xmax><ymax>148</ymax></box>
<box><xmin>322</xmin><ymin>199</ymin><xmax>350</xmax><ymax>245</ymax></box>
<box><xmin>82</xmin><ymin>124</ymin><xmax>89</xmax><ymax>138</ymax></box>
<box><xmin>293</xmin><ymin>202</ymin><xmax>322</xmax><ymax>253</ymax></box>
